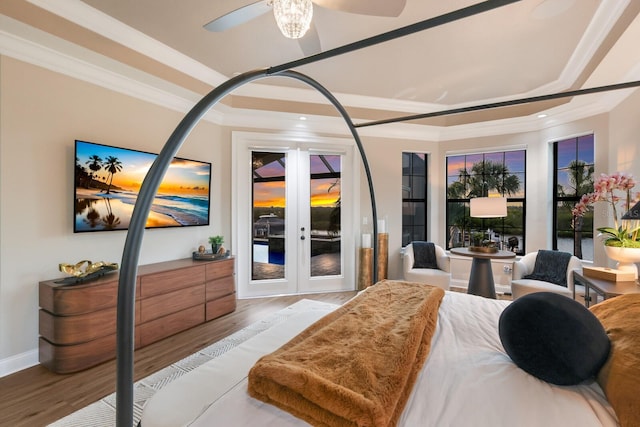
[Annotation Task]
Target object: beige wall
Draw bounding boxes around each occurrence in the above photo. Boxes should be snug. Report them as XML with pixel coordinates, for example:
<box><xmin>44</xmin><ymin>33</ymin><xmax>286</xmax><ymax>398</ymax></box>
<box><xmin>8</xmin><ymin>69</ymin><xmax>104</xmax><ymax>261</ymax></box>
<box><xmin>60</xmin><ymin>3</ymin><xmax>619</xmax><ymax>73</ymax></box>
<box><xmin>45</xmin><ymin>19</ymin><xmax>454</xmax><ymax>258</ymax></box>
<box><xmin>609</xmin><ymin>86</ymin><xmax>640</xmax><ymax>174</ymax></box>
<box><xmin>2</xmin><ymin>52</ymin><xmax>640</xmax><ymax>376</ymax></box>
<box><xmin>357</xmin><ymin>137</ymin><xmax>443</xmax><ymax>279</ymax></box>
<box><xmin>0</xmin><ymin>56</ymin><xmax>230</xmax><ymax>373</ymax></box>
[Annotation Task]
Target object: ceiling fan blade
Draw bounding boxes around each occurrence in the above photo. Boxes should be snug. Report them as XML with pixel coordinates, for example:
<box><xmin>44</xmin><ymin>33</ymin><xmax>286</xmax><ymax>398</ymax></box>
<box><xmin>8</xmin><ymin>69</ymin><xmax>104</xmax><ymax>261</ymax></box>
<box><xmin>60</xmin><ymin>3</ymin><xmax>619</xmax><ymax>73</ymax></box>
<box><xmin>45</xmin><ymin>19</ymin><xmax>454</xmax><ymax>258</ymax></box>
<box><xmin>312</xmin><ymin>0</ymin><xmax>406</xmax><ymax>17</ymax></box>
<box><xmin>298</xmin><ymin>22</ymin><xmax>322</xmax><ymax>56</ymax></box>
<box><xmin>203</xmin><ymin>1</ymin><xmax>272</xmax><ymax>32</ymax></box>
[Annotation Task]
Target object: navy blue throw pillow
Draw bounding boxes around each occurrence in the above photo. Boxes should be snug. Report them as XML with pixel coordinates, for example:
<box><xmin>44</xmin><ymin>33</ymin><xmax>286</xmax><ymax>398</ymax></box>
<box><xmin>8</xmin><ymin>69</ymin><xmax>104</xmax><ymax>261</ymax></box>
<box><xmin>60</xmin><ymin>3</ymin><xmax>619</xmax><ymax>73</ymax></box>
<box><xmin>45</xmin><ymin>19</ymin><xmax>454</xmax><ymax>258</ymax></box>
<box><xmin>498</xmin><ymin>292</ymin><xmax>610</xmax><ymax>385</ymax></box>
<box><xmin>412</xmin><ymin>242</ymin><xmax>438</xmax><ymax>269</ymax></box>
<box><xmin>523</xmin><ymin>250</ymin><xmax>572</xmax><ymax>287</ymax></box>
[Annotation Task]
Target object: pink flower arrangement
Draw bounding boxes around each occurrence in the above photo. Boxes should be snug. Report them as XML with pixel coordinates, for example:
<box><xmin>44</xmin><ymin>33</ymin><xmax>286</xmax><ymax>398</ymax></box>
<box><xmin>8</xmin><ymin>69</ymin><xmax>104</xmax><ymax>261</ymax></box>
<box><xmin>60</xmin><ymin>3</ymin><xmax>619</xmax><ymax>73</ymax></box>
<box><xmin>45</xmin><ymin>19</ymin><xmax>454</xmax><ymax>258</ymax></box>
<box><xmin>572</xmin><ymin>171</ymin><xmax>640</xmax><ymax>247</ymax></box>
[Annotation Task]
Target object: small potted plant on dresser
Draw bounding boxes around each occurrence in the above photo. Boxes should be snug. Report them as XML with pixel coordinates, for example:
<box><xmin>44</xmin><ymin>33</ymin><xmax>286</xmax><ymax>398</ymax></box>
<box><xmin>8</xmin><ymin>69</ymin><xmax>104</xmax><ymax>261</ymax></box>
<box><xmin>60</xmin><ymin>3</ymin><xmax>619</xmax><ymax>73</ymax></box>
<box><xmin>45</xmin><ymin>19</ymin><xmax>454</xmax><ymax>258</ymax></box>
<box><xmin>209</xmin><ymin>235</ymin><xmax>224</xmax><ymax>254</ymax></box>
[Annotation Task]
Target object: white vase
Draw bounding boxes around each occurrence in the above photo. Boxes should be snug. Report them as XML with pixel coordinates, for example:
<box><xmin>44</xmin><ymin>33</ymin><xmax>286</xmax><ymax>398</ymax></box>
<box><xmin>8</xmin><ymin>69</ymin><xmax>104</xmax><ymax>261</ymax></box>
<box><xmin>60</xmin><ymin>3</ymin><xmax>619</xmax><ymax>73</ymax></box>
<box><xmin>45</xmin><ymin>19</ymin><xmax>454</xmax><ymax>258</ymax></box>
<box><xmin>603</xmin><ymin>245</ymin><xmax>640</xmax><ymax>280</ymax></box>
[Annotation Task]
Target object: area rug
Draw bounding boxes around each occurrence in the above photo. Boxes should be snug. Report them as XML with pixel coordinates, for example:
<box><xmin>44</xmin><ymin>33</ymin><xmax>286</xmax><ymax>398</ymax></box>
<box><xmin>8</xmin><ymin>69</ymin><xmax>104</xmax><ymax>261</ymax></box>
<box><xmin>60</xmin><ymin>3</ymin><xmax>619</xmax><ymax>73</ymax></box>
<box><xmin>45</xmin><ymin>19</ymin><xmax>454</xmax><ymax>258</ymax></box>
<box><xmin>48</xmin><ymin>299</ymin><xmax>339</xmax><ymax>427</ymax></box>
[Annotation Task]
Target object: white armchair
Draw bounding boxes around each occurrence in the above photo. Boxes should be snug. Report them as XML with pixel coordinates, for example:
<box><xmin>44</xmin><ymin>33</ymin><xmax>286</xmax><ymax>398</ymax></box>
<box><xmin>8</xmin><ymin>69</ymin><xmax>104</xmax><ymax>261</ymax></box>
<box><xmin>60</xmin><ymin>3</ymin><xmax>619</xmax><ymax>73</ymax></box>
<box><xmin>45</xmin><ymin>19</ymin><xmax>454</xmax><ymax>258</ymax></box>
<box><xmin>402</xmin><ymin>242</ymin><xmax>451</xmax><ymax>290</ymax></box>
<box><xmin>511</xmin><ymin>251</ymin><xmax>583</xmax><ymax>300</ymax></box>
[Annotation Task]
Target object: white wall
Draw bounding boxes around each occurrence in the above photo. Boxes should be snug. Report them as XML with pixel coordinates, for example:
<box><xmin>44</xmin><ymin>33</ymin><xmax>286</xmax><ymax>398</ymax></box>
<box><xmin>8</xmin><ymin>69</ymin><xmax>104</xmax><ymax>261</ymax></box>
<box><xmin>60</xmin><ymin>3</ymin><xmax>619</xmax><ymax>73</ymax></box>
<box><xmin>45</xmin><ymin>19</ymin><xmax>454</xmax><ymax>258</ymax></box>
<box><xmin>359</xmin><ymin>137</ymin><xmax>443</xmax><ymax>279</ymax></box>
<box><xmin>609</xmin><ymin>86</ymin><xmax>640</xmax><ymax>175</ymax></box>
<box><xmin>0</xmin><ymin>56</ymin><xmax>230</xmax><ymax>375</ymax></box>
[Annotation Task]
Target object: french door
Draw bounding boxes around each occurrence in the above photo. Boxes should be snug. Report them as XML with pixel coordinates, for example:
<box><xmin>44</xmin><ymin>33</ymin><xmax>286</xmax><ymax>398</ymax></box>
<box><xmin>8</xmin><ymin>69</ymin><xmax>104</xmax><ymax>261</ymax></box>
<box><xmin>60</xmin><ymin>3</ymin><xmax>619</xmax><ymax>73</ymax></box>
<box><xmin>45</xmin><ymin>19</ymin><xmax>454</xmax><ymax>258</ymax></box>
<box><xmin>233</xmin><ymin>132</ymin><xmax>356</xmax><ymax>298</ymax></box>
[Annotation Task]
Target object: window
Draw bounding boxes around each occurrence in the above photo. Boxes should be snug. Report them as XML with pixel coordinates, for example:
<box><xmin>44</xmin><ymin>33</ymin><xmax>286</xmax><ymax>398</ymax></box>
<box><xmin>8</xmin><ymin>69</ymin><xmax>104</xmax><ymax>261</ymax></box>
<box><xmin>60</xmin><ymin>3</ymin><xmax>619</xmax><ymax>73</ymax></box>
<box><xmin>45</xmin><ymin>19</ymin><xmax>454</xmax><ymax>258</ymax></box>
<box><xmin>446</xmin><ymin>150</ymin><xmax>526</xmax><ymax>255</ymax></box>
<box><xmin>402</xmin><ymin>152</ymin><xmax>427</xmax><ymax>246</ymax></box>
<box><xmin>553</xmin><ymin>135</ymin><xmax>594</xmax><ymax>260</ymax></box>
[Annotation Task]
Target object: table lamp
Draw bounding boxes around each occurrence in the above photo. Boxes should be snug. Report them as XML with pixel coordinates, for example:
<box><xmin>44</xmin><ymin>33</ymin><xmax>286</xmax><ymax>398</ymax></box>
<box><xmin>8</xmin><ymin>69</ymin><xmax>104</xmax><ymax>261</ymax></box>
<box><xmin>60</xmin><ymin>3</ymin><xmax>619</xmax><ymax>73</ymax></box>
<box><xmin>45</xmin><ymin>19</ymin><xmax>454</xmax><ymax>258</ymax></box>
<box><xmin>469</xmin><ymin>196</ymin><xmax>507</xmax><ymax>252</ymax></box>
<box><xmin>470</xmin><ymin>197</ymin><xmax>507</xmax><ymax>218</ymax></box>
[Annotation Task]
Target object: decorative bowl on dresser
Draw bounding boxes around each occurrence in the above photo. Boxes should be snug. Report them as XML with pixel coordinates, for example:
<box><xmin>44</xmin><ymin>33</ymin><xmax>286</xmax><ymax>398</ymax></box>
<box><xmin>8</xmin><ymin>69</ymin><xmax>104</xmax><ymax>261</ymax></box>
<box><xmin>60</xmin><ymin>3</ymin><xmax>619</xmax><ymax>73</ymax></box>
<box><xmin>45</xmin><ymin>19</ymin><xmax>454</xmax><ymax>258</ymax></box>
<box><xmin>38</xmin><ymin>257</ymin><xmax>235</xmax><ymax>374</ymax></box>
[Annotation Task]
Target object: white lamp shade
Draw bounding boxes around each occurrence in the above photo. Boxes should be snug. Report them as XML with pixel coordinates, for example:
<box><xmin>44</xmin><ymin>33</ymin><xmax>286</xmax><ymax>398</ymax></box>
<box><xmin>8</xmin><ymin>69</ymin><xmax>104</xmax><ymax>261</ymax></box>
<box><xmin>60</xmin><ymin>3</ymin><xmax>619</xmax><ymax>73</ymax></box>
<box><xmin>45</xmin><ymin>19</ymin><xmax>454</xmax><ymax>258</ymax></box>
<box><xmin>470</xmin><ymin>197</ymin><xmax>507</xmax><ymax>218</ymax></box>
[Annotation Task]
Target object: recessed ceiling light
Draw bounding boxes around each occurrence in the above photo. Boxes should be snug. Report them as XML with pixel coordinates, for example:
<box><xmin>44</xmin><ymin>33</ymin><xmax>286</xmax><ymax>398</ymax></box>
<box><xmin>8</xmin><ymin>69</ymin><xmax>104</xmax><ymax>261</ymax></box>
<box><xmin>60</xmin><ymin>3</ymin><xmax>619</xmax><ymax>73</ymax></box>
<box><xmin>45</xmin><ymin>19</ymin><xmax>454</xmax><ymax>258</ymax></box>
<box><xmin>537</xmin><ymin>114</ymin><xmax>547</xmax><ymax>118</ymax></box>
<box><xmin>299</xmin><ymin>116</ymin><xmax>307</xmax><ymax>121</ymax></box>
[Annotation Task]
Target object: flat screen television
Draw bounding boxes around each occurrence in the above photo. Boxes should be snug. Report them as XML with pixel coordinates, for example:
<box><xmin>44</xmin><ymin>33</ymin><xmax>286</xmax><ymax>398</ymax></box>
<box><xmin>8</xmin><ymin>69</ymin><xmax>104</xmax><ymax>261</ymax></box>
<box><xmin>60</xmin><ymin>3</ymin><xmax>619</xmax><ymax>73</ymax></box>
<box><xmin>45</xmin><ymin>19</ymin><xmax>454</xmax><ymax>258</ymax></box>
<box><xmin>74</xmin><ymin>140</ymin><xmax>211</xmax><ymax>232</ymax></box>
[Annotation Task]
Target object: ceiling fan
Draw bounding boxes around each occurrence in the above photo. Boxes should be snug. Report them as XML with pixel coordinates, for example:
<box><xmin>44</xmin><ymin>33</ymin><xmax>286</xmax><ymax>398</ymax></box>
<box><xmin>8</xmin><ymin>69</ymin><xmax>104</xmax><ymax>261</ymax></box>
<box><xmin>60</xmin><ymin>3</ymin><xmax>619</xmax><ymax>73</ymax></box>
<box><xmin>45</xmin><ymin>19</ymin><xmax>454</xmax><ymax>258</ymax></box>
<box><xmin>203</xmin><ymin>0</ymin><xmax>406</xmax><ymax>55</ymax></box>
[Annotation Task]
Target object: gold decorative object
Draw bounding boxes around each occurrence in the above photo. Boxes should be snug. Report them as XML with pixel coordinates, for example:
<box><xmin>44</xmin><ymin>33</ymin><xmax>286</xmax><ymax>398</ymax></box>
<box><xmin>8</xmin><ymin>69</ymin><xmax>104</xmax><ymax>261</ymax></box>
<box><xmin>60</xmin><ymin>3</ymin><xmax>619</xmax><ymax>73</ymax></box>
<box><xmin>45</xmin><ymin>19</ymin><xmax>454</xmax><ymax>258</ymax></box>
<box><xmin>198</xmin><ymin>245</ymin><xmax>206</xmax><ymax>254</ymax></box>
<box><xmin>56</xmin><ymin>260</ymin><xmax>119</xmax><ymax>285</ymax></box>
<box><xmin>59</xmin><ymin>260</ymin><xmax>119</xmax><ymax>277</ymax></box>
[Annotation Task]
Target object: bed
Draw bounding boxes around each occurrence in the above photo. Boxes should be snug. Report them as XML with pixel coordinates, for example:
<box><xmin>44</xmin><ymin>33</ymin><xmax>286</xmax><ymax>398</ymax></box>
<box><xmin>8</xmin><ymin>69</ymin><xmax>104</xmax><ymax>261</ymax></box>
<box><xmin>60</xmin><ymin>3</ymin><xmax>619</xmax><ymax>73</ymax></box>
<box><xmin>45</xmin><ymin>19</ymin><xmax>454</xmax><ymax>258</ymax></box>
<box><xmin>139</xmin><ymin>280</ymin><xmax>634</xmax><ymax>427</ymax></box>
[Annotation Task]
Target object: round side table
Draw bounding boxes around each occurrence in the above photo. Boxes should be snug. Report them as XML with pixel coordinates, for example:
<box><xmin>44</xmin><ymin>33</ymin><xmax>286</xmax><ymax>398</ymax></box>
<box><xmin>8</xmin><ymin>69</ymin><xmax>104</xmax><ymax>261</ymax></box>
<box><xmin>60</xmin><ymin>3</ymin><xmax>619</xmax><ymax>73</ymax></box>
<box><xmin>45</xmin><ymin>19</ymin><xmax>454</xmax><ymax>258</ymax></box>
<box><xmin>450</xmin><ymin>247</ymin><xmax>516</xmax><ymax>298</ymax></box>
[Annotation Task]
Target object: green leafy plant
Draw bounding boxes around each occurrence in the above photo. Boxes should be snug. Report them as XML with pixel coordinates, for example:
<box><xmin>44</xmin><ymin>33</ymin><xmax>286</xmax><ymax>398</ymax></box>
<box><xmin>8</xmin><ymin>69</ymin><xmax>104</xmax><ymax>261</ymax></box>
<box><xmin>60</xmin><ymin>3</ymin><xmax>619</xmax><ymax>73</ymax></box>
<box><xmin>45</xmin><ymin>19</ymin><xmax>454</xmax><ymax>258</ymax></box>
<box><xmin>596</xmin><ymin>225</ymin><xmax>640</xmax><ymax>248</ymax></box>
<box><xmin>208</xmin><ymin>235</ymin><xmax>224</xmax><ymax>245</ymax></box>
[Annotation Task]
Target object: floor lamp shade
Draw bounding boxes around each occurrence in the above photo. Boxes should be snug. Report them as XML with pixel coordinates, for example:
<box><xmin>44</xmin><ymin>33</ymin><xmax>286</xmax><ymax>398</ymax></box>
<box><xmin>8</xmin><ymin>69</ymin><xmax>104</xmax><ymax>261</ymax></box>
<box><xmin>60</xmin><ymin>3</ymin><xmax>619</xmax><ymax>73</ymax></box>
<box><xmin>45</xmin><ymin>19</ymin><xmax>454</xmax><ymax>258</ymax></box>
<box><xmin>470</xmin><ymin>197</ymin><xmax>507</xmax><ymax>218</ymax></box>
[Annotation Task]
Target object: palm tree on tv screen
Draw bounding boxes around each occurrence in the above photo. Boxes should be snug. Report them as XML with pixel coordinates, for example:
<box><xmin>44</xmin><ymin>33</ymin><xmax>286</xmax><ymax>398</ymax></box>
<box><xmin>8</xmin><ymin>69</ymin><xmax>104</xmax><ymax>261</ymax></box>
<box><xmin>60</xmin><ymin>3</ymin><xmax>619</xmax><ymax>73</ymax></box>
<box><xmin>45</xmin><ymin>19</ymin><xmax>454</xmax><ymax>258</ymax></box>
<box><xmin>103</xmin><ymin>156</ymin><xmax>123</xmax><ymax>194</ymax></box>
<box><xmin>101</xmin><ymin>198</ymin><xmax>121</xmax><ymax>230</ymax></box>
<box><xmin>85</xmin><ymin>155</ymin><xmax>102</xmax><ymax>188</ymax></box>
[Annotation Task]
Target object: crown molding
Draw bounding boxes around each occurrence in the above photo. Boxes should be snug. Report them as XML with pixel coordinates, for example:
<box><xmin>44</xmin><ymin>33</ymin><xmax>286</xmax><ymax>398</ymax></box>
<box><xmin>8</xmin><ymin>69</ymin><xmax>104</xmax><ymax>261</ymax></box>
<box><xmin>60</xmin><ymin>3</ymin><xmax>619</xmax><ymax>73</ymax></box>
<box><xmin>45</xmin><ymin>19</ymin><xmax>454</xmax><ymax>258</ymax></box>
<box><xmin>523</xmin><ymin>0</ymin><xmax>630</xmax><ymax>97</ymax></box>
<box><xmin>0</xmin><ymin>15</ymin><xmax>225</xmax><ymax>125</ymax></box>
<box><xmin>26</xmin><ymin>0</ymin><xmax>630</xmax><ymax>117</ymax></box>
<box><xmin>2</xmin><ymin>10</ymin><xmax>638</xmax><ymax>142</ymax></box>
<box><xmin>26</xmin><ymin>0</ymin><xmax>228</xmax><ymax>88</ymax></box>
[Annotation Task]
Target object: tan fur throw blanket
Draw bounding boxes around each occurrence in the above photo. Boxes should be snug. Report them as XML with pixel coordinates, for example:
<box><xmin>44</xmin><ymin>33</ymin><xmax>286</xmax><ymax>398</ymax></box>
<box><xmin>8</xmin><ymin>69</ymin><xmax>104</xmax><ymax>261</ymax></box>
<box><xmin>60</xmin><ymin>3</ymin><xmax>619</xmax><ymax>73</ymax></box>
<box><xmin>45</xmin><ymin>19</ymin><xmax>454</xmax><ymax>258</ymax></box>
<box><xmin>248</xmin><ymin>280</ymin><xmax>445</xmax><ymax>427</ymax></box>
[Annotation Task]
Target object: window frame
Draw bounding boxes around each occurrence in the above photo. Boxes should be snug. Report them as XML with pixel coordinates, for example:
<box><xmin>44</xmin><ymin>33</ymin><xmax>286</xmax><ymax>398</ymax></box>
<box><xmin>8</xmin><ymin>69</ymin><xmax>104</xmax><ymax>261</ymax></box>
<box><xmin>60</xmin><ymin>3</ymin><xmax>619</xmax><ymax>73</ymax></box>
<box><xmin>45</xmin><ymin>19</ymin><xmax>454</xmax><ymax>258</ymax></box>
<box><xmin>401</xmin><ymin>152</ymin><xmax>428</xmax><ymax>247</ymax></box>
<box><xmin>445</xmin><ymin>149</ymin><xmax>526</xmax><ymax>255</ymax></box>
<box><xmin>552</xmin><ymin>134</ymin><xmax>594</xmax><ymax>260</ymax></box>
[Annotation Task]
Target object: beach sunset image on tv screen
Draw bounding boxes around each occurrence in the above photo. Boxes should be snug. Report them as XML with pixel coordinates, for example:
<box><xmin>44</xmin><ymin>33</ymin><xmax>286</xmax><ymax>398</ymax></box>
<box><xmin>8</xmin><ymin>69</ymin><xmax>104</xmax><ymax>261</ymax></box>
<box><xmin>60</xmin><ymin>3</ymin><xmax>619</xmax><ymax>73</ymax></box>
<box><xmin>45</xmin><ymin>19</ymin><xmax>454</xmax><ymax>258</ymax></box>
<box><xmin>74</xmin><ymin>140</ymin><xmax>211</xmax><ymax>232</ymax></box>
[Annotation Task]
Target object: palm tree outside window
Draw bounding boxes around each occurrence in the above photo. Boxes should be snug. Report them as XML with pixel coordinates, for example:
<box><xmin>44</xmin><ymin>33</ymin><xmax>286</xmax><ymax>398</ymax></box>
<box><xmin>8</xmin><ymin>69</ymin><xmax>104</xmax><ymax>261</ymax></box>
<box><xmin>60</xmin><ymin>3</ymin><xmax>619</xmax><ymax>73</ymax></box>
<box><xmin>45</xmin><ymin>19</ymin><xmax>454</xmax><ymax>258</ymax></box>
<box><xmin>553</xmin><ymin>135</ymin><xmax>594</xmax><ymax>260</ymax></box>
<box><xmin>446</xmin><ymin>150</ymin><xmax>526</xmax><ymax>254</ymax></box>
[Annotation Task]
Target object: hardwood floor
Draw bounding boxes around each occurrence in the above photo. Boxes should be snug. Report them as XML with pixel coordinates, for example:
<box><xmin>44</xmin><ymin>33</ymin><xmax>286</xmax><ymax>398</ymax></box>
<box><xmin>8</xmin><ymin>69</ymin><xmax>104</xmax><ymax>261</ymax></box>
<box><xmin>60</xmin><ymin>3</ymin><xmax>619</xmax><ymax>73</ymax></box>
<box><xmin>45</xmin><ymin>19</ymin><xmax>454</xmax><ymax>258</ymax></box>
<box><xmin>0</xmin><ymin>291</ymin><xmax>357</xmax><ymax>427</ymax></box>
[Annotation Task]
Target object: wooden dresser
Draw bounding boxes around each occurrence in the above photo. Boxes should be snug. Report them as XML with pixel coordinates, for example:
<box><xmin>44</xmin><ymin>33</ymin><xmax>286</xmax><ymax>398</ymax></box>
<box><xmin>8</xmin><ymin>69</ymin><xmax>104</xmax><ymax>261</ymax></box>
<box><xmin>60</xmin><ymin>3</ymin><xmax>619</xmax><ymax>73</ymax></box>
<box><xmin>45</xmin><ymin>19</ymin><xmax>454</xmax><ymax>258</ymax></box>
<box><xmin>38</xmin><ymin>257</ymin><xmax>235</xmax><ymax>374</ymax></box>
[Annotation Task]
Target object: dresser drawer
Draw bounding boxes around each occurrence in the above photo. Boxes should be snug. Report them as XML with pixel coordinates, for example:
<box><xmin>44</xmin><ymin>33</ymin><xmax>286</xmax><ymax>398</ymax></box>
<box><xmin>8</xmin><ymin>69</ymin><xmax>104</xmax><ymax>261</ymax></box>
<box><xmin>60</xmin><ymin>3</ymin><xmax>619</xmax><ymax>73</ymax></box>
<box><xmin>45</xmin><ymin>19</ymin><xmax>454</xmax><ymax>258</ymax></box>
<box><xmin>139</xmin><ymin>304</ymin><xmax>205</xmax><ymax>347</ymax></box>
<box><xmin>140</xmin><ymin>284</ymin><xmax>205</xmax><ymax>323</ymax></box>
<box><xmin>140</xmin><ymin>265</ymin><xmax>205</xmax><ymax>298</ymax></box>
<box><xmin>39</xmin><ymin>301</ymin><xmax>141</xmax><ymax>345</ymax></box>
<box><xmin>38</xmin><ymin>329</ymin><xmax>141</xmax><ymax>374</ymax></box>
<box><xmin>206</xmin><ymin>293</ymin><xmax>236</xmax><ymax>321</ymax></box>
<box><xmin>205</xmin><ymin>258</ymin><xmax>234</xmax><ymax>281</ymax></box>
<box><xmin>205</xmin><ymin>276</ymin><xmax>235</xmax><ymax>301</ymax></box>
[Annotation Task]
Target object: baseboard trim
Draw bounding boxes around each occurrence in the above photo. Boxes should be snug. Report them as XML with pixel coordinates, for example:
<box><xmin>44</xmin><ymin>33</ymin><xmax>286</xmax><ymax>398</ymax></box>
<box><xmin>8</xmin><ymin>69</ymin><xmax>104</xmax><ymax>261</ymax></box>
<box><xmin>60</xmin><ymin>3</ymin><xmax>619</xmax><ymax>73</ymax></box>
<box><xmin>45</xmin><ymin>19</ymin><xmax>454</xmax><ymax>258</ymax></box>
<box><xmin>0</xmin><ymin>349</ymin><xmax>38</xmax><ymax>378</ymax></box>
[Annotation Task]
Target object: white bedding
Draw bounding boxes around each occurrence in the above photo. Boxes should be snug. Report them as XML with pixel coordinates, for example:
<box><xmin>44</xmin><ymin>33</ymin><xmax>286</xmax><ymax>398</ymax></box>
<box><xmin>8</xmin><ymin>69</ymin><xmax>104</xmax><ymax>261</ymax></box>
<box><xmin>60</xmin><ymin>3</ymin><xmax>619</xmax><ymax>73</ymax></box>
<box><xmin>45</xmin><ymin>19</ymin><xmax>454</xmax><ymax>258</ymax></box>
<box><xmin>140</xmin><ymin>291</ymin><xmax>619</xmax><ymax>427</ymax></box>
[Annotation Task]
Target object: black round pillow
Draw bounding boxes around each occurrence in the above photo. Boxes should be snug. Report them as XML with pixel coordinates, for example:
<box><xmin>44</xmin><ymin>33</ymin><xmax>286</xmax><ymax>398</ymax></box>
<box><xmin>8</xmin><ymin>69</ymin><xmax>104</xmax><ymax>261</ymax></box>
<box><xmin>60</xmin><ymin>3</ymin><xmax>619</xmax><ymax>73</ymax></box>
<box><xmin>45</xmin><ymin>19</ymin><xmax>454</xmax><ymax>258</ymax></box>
<box><xmin>498</xmin><ymin>292</ymin><xmax>610</xmax><ymax>385</ymax></box>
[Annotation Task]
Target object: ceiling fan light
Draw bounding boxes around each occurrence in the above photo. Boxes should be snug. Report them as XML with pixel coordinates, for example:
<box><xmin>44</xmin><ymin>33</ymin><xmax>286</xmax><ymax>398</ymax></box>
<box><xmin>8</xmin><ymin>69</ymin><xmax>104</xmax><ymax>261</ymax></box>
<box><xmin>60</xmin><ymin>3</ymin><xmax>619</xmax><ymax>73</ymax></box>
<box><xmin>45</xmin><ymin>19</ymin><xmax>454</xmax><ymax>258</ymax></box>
<box><xmin>272</xmin><ymin>0</ymin><xmax>313</xmax><ymax>39</ymax></box>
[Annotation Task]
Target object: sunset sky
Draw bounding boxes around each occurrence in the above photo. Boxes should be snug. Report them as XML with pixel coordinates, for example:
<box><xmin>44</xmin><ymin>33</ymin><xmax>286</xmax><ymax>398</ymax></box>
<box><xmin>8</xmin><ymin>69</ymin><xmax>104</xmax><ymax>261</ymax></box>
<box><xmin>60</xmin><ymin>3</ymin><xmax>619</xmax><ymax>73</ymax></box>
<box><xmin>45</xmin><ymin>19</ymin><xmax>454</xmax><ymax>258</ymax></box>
<box><xmin>252</xmin><ymin>154</ymin><xmax>340</xmax><ymax>208</ymax></box>
<box><xmin>446</xmin><ymin>150</ymin><xmax>526</xmax><ymax>197</ymax></box>
<box><xmin>252</xmin><ymin>179</ymin><xmax>340</xmax><ymax>208</ymax></box>
<box><xmin>76</xmin><ymin>141</ymin><xmax>210</xmax><ymax>196</ymax></box>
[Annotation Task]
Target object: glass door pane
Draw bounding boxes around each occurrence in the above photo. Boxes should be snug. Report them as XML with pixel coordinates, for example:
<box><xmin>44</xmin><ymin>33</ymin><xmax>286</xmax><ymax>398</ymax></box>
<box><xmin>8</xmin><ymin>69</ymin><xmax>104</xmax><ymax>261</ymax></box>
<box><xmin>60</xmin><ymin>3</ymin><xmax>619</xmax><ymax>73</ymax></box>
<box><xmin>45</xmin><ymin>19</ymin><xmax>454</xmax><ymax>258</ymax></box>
<box><xmin>251</xmin><ymin>151</ymin><xmax>286</xmax><ymax>281</ymax></box>
<box><xmin>234</xmin><ymin>133</ymin><xmax>355</xmax><ymax>298</ymax></box>
<box><xmin>309</xmin><ymin>154</ymin><xmax>342</xmax><ymax>277</ymax></box>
